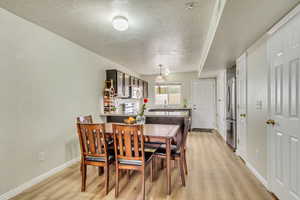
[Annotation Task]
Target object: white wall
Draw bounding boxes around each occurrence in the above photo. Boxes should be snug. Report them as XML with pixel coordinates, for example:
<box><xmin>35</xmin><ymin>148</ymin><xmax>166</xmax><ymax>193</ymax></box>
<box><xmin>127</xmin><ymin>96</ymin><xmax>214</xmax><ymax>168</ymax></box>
<box><xmin>245</xmin><ymin>37</ymin><xmax>269</xmax><ymax>179</ymax></box>
<box><xmin>142</xmin><ymin>70</ymin><xmax>227</xmax><ymax>139</ymax></box>
<box><xmin>0</xmin><ymin>8</ymin><xmax>137</xmax><ymax>196</ymax></box>
<box><xmin>141</xmin><ymin>71</ymin><xmax>198</xmax><ymax>107</ymax></box>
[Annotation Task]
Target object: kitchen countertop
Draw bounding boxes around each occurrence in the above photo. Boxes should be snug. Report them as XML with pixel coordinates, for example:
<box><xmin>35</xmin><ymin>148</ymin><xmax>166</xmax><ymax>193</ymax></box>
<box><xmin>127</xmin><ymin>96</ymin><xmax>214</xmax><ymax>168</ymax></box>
<box><xmin>100</xmin><ymin>111</ymin><xmax>189</xmax><ymax>118</ymax></box>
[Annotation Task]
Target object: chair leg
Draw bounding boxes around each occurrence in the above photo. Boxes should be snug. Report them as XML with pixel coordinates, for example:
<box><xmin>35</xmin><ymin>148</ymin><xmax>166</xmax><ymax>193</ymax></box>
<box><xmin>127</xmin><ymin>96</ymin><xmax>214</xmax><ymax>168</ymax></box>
<box><xmin>160</xmin><ymin>158</ymin><xmax>164</xmax><ymax>170</ymax></box>
<box><xmin>183</xmin><ymin>149</ymin><xmax>188</xmax><ymax>175</ymax></box>
<box><xmin>115</xmin><ymin>167</ymin><xmax>119</xmax><ymax>197</ymax></box>
<box><xmin>81</xmin><ymin>163</ymin><xmax>87</xmax><ymax>192</ymax></box>
<box><xmin>98</xmin><ymin>167</ymin><xmax>104</xmax><ymax>176</ymax></box>
<box><xmin>142</xmin><ymin>167</ymin><xmax>146</xmax><ymax>200</ymax></box>
<box><xmin>105</xmin><ymin>164</ymin><xmax>109</xmax><ymax>195</ymax></box>
<box><xmin>179</xmin><ymin>157</ymin><xmax>186</xmax><ymax>187</ymax></box>
<box><xmin>150</xmin><ymin>158</ymin><xmax>154</xmax><ymax>182</ymax></box>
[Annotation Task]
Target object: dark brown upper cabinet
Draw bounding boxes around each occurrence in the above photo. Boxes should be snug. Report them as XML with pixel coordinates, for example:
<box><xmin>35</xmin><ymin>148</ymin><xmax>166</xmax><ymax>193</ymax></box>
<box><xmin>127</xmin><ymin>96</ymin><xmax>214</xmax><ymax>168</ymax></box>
<box><xmin>124</xmin><ymin>73</ymin><xmax>130</xmax><ymax>98</ymax></box>
<box><xmin>138</xmin><ymin>79</ymin><xmax>144</xmax><ymax>99</ymax></box>
<box><xmin>106</xmin><ymin>69</ymin><xmax>148</xmax><ymax>99</ymax></box>
<box><xmin>106</xmin><ymin>70</ymin><xmax>124</xmax><ymax>98</ymax></box>
<box><xmin>143</xmin><ymin>81</ymin><xmax>148</xmax><ymax>98</ymax></box>
<box><xmin>130</xmin><ymin>77</ymin><xmax>138</xmax><ymax>99</ymax></box>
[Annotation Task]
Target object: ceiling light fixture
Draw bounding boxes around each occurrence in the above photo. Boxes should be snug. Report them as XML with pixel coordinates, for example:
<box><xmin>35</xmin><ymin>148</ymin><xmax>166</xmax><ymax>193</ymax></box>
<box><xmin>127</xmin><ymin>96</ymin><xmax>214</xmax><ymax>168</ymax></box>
<box><xmin>112</xmin><ymin>16</ymin><xmax>129</xmax><ymax>31</ymax></box>
<box><xmin>156</xmin><ymin>64</ymin><xmax>166</xmax><ymax>83</ymax></box>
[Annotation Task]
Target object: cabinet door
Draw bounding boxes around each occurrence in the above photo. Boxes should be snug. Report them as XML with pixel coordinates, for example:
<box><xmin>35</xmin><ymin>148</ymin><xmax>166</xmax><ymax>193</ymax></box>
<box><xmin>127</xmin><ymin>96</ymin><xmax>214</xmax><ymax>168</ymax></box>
<box><xmin>138</xmin><ymin>79</ymin><xmax>143</xmax><ymax>99</ymax></box>
<box><xmin>117</xmin><ymin>71</ymin><xmax>124</xmax><ymax>97</ymax></box>
<box><xmin>143</xmin><ymin>82</ymin><xmax>148</xmax><ymax>98</ymax></box>
<box><xmin>124</xmin><ymin>74</ymin><xmax>130</xmax><ymax>98</ymax></box>
<box><xmin>133</xmin><ymin>78</ymin><xmax>138</xmax><ymax>99</ymax></box>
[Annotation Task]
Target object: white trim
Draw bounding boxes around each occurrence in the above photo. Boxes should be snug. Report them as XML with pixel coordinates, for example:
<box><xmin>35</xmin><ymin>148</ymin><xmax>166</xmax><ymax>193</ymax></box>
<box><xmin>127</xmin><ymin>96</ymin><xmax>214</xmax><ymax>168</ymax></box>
<box><xmin>245</xmin><ymin>160</ymin><xmax>269</xmax><ymax>190</ymax></box>
<box><xmin>0</xmin><ymin>157</ymin><xmax>80</xmax><ymax>200</ymax></box>
<box><xmin>198</xmin><ymin>0</ymin><xmax>227</xmax><ymax>75</ymax></box>
<box><xmin>267</xmin><ymin>3</ymin><xmax>300</xmax><ymax>35</ymax></box>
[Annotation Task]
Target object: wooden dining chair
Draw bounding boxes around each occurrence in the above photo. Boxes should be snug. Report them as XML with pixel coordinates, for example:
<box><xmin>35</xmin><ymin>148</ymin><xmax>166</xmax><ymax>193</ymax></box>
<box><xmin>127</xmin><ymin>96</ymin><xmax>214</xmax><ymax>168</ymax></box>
<box><xmin>154</xmin><ymin>117</ymin><xmax>190</xmax><ymax>186</ymax></box>
<box><xmin>77</xmin><ymin>115</ymin><xmax>107</xmax><ymax>175</ymax></box>
<box><xmin>76</xmin><ymin>123</ymin><xmax>114</xmax><ymax>195</ymax></box>
<box><xmin>112</xmin><ymin>124</ymin><xmax>155</xmax><ymax>200</ymax></box>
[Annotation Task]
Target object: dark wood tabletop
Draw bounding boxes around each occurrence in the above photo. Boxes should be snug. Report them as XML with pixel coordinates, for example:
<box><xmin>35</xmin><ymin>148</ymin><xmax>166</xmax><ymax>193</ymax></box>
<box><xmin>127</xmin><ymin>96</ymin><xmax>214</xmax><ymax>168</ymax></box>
<box><xmin>105</xmin><ymin>123</ymin><xmax>180</xmax><ymax>139</ymax></box>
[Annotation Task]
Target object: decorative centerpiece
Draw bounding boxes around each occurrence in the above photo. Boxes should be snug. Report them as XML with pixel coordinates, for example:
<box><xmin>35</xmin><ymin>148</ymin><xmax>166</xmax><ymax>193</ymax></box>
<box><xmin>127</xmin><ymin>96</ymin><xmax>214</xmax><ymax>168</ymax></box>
<box><xmin>124</xmin><ymin>117</ymin><xmax>136</xmax><ymax>124</ymax></box>
<box><xmin>136</xmin><ymin>98</ymin><xmax>148</xmax><ymax>124</ymax></box>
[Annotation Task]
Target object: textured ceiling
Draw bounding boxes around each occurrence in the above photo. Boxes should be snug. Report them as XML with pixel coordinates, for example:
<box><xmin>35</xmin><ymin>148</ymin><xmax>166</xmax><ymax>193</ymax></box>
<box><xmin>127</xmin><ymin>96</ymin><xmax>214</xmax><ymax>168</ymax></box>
<box><xmin>0</xmin><ymin>0</ymin><xmax>217</xmax><ymax>75</ymax></box>
<box><xmin>203</xmin><ymin>0</ymin><xmax>300</xmax><ymax>71</ymax></box>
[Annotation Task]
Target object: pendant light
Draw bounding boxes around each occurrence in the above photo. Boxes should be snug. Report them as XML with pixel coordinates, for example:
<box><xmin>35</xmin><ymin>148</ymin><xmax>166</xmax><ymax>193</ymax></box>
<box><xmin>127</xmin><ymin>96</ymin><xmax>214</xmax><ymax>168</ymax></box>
<box><xmin>155</xmin><ymin>64</ymin><xmax>166</xmax><ymax>83</ymax></box>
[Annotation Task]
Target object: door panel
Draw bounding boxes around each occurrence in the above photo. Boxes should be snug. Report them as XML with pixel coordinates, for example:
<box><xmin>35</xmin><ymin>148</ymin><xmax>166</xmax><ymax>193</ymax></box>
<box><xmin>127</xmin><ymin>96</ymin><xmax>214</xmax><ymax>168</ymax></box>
<box><xmin>268</xmin><ymin>12</ymin><xmax>300</xmax><ymax>200</ymax></box>
<box><xmin>289</xmin><ymin>59</ymin><xmax>299</xmax><ymax>117</ymax></box>
<box><xmin>191</xmin><ymin>79</ymin><xmax>216</xmax><ymax>129</ymax></box>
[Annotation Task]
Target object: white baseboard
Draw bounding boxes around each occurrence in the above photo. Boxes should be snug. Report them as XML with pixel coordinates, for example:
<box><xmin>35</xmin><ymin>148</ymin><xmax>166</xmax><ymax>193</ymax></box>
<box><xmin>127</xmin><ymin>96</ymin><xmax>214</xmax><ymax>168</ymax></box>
<box><xmin>0</xmin><ymin>157</ymin><xmax>80</xmax><ymax>200</ymax></box>
<box><xmin>245</xmin><ymin>160</ymin><xmax>268</xmax><ymax>189</ymax></box>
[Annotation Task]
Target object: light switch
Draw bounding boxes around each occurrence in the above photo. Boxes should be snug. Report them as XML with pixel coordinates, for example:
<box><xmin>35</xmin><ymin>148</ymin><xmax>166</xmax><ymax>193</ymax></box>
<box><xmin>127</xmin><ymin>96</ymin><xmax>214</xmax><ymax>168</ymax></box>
<box><xmin>256</xmin><ymin>100</ymin><xmax>263</xmax><ymax>110</ymax></box>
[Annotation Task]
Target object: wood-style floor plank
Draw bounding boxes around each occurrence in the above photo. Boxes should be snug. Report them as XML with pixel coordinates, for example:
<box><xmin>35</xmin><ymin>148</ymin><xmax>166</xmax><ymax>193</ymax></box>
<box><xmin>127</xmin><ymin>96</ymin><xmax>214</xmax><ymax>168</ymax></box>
<box><xmin>11</xmin><ymin>132</ymin><xmax>273</xmax><ymax>200</ymax></box>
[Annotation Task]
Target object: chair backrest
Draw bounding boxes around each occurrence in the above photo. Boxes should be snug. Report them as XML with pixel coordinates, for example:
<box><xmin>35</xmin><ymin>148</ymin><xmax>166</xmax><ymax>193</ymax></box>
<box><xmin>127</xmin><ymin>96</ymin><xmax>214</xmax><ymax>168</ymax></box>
<box><xmin>76</xmin><ymin>123</ymin><xmax>108</xmax><ymax>159</ymax></box>
<box><xmin>181</xmin><ymin>117</ymin><xmax>190</xmax><ymax>148</ymax></box>
<box><xmin>77</xmin><ymin>115</ymin><xmax>93</xmax><ymax>124</ymax></box>
<box><xmin>112</xmin><ymin>124</ymin><xmax>145</xmax><ymax>163</ymax></box>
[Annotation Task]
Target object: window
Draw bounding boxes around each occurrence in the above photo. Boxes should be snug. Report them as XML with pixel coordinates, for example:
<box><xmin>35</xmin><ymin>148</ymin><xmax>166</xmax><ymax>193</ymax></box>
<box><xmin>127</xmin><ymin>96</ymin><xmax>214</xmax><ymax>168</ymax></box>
<box><xmin>155</xmin><ymin>84</ymin><xmax>181</xmax><ymax>105</ymax></box>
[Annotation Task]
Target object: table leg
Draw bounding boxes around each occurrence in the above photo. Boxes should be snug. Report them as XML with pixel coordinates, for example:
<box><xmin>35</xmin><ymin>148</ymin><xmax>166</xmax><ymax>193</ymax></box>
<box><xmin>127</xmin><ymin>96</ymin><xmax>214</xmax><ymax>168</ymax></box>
<box><xmin>166</xmin><ymin>138</ymin><xmax>171</xmax><ymax>195</ymax></box>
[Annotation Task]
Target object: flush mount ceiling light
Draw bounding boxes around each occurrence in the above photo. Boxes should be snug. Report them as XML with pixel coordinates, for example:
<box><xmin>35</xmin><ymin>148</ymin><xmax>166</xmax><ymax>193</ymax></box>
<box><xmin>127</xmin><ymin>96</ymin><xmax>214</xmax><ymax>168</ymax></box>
<box><xmin>112</xmin><ymin>16</ymin><xmax>129</xmax><ymax>31</ymax></box>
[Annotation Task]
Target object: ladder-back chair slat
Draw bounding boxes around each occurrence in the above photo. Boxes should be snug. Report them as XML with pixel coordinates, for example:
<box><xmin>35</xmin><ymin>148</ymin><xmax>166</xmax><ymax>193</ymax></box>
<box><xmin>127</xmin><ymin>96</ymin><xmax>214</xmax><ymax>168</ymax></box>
<box><xmin>113</xmin><ymin>124</ymin><xmax>144</xmax><ymax>162</ymax></box>
<box><xmin>77</xmin><ymin>123</ymin><xmax>107</xmax><ymax>158</ymax></box>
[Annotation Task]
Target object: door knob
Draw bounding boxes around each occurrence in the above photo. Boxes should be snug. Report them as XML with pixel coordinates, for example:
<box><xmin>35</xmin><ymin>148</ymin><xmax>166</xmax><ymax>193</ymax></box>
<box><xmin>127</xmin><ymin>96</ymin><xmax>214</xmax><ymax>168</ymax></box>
<box><xmin>266</xmin><ymin>119</ymin><xmax>276</xmax><ymax>125</ymax></box>
<box><xmin>240</xmin><ymin>114</ymin><xmax>246</xmax><ymax>118</ymax></box>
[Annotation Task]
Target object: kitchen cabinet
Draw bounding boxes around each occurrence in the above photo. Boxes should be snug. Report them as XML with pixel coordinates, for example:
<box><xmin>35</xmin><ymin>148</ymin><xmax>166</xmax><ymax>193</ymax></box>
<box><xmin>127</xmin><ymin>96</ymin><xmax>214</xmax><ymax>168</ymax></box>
<box><xmin>138</xmin><ymin>79</ymin><xmax>143</xmax><ymax>99</ymax></box>
<box><xmin>106</xmin><ymin>69</ymin><xmax>148</xmax><ymax>99</ymax></box>
<box><xmin>143</xmin><ymin>81</ymin><xmax>148</xmax><ymax>98</ymax></box>
<box><xmin>124</xmin><ymin>73</ymin><xmax>130</xmax><ymax>98</ymax></box>
<box><xmin>106</xmin><ymin>70</ymin><xmax>124</xmax><ymax>98</ymax></box>
<box><xmin>130</xmin><ymin>77</ymin><xmax>138</xmax><ymax>99</ymax></box>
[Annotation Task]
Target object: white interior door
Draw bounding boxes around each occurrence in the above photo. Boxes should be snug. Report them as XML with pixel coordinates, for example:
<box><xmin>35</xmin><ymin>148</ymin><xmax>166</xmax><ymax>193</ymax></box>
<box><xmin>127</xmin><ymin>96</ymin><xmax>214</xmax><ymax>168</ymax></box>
<box><xmin>268</xmin><ymin>13</ymin><xmax>300</xmax><ymax>200</ymax></box>
<box><xmin>191</xmin><ymin>79</ymin><xmax>216</xmax><ymax>129</ymax></box>
<box><xmin>236</xmin><ymin>53</ymin><xmax>247</xmax><ymax>160</ymax></box>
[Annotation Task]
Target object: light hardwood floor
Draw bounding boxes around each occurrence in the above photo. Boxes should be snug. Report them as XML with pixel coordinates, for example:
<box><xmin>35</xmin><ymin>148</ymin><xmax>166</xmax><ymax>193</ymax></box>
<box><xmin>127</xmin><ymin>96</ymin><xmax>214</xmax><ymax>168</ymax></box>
<box><xmin>11</xmin><ymin>132</ymin><xmax>273</xmax><ymax>200</ymax></box>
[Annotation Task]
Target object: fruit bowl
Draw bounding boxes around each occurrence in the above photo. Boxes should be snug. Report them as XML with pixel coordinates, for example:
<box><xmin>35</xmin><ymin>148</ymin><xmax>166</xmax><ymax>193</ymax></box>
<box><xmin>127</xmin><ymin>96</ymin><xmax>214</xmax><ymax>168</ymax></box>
<box><xmin>124</xmin><ymin>117</ymin><xmax>136</xmax><ymax>124</ymax></box>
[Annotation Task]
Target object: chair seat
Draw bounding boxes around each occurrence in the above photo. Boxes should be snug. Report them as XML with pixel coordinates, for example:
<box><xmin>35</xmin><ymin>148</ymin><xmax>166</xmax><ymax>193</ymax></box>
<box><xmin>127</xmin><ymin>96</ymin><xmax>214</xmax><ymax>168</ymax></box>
<box><xmin>118</xmin><ymin>152</ymin><xmax>153</xmax><ymax>166</ymax></box>
<box><xmin>85</xmin><ymin>155</ymin><xmax>114</xmax><ymax>162</ymax></box>
<box><xmin>108</xmin><ymin>138</ymin><xmax>114</xmax><ymax>145</ymax></box>
<box><xmin>154</xmin><ymin>144</ymin><xmax>180</xmax><ymax>156</ymax></box>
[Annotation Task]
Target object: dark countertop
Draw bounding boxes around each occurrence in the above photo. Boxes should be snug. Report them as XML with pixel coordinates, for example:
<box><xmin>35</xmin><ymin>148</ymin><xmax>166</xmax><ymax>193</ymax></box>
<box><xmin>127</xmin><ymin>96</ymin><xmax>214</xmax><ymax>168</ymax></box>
<box><xmin>100</xmin><ymin>111</ymin><xmax>189</xmax><ymax>118</ymax></box>
<box><xmin>148</xmin><ymin>108</ymin><xmax>192</xmax><ymax>111</ymax></box>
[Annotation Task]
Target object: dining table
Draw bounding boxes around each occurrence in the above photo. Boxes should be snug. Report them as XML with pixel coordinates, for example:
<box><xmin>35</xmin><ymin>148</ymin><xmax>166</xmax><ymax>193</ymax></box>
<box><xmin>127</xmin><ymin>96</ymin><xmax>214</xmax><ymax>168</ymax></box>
<box><xmin>105</xmin><ymin>123</ymin><xmax>181</xmax><ymax>195</ymax></box>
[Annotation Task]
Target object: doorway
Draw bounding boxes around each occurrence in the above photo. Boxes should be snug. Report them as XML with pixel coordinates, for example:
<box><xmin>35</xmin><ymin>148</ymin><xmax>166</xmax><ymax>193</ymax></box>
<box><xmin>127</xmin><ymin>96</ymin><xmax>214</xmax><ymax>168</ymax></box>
<box><xmin>191</xmin><ymin>79</ymin><xmax>217</xmax><ymax>130</ymax></box>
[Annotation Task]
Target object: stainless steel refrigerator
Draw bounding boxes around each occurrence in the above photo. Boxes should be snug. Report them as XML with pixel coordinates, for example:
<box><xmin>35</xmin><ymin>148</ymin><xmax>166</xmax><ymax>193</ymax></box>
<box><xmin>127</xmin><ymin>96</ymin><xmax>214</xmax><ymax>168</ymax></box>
<box><xmin>226</xmin><ymin>75</ymin><xmax>237</xmax><ymax>150</ymax></box>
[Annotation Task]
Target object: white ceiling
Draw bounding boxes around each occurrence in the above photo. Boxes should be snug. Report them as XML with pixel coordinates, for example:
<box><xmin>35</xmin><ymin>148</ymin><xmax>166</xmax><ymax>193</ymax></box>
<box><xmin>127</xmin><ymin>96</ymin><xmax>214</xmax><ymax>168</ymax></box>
<box><xmin>0</xmin><ymin>0</ymin><xmax>217</xmax><ymax>75</ymax></box>
<box><xmin>203</xmin><ymin>0</ymin><xmax>300</xmax><ymax>71</ymax></box>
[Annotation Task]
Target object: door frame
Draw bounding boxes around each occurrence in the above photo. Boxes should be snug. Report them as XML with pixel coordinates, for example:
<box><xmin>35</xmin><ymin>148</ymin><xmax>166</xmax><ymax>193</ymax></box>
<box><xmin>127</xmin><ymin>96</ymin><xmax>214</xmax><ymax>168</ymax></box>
<box><xmin>191</xmin><ymin>78</ymin><xmax>217</xmax><ymax>129</ymax></box>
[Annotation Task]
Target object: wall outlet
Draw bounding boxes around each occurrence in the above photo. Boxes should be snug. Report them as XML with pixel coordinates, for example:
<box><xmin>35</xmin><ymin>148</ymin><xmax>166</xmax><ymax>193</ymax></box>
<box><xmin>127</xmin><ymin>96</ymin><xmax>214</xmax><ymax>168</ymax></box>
<box><xmin>38</xmin><ymin>152</ymin><xmax>45</xmax><ymax>161</ymax></box>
